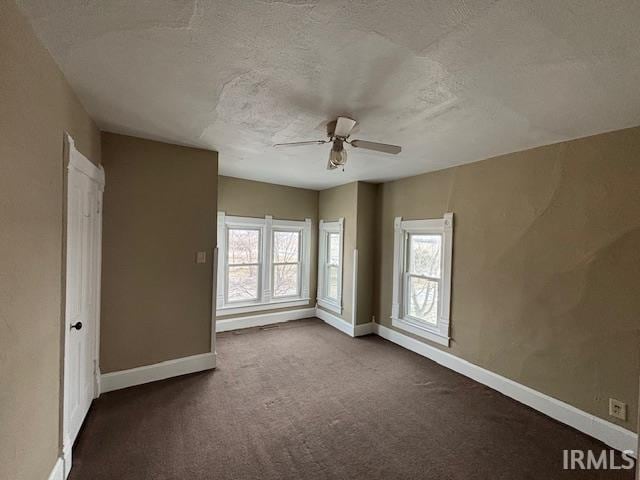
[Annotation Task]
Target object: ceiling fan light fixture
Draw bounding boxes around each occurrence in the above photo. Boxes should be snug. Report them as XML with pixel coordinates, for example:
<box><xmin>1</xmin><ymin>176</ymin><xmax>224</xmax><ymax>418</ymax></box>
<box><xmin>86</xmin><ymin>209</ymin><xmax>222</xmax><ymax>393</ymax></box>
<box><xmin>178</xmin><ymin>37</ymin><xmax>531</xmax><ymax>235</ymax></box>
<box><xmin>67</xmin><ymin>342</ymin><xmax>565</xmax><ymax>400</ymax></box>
<box><xmin>328</xmin><ymin>148</ymin><xmax>347</xmax><ymax>167</ymax></box>
<box><xmin>328</xmin><ymin>139</ymin><xmax>347</xmax><ymax>169</ymax></box>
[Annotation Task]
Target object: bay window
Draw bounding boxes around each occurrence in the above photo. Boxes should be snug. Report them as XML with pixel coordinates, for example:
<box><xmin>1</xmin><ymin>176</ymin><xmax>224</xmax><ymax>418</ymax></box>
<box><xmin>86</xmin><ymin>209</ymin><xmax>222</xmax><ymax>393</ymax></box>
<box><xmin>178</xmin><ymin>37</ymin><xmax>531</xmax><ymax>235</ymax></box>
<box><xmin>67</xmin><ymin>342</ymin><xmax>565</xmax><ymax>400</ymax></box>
<box><xmin>217</xmin><ymin>213</ymin><xmax>311</xmax><ymax>315</ymax></box>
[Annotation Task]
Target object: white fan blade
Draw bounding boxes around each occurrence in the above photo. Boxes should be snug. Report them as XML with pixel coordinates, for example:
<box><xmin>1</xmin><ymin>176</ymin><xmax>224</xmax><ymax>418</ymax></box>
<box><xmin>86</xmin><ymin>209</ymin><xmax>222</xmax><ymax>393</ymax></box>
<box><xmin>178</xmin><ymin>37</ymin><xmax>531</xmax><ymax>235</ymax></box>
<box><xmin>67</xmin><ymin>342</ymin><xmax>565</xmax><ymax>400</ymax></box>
<box><xmin>334</xmin><ymin>117</ymin><xmax>357</xmax><ymax>137</ymax></box>
<box><xmin>274</xmin><ymin>140</ymin><xmax>327</xmax><ymax>148</ymax></box>
<box><xmin>350</xmin><ymin>139</ymin><xmax>401</xmax><ymax>154</ymax></box>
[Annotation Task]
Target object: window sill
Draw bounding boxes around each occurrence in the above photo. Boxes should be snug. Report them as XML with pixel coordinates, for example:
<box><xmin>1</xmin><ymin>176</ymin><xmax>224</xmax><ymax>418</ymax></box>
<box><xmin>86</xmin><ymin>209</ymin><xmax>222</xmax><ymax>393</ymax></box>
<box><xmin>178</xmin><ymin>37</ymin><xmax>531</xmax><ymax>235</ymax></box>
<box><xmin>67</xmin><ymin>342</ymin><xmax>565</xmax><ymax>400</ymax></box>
<box><xmin>216</xmin><ymin>298</ymin><xmax>310</xmax><ymax>317</ymax></box>
<box><xmin>317</xmin><ymin>298</ymin><xmax>342</xmax><ymax>315</ymax></box>
<box><xmin>391</xmin><ymin>317</ymin><xmax>450</xmax><ymax>347</ymax></box>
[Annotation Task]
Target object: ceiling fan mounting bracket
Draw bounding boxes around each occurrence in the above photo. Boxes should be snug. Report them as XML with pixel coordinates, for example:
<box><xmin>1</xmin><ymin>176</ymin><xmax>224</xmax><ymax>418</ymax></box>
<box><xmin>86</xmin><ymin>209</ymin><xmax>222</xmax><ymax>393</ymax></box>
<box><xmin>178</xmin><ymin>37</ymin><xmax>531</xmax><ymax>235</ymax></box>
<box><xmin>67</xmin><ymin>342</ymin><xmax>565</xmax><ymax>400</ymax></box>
<box><xmin>327</xmin><ymin>116</ymin><xmax>357</xmax><ymax>139</ymax></box>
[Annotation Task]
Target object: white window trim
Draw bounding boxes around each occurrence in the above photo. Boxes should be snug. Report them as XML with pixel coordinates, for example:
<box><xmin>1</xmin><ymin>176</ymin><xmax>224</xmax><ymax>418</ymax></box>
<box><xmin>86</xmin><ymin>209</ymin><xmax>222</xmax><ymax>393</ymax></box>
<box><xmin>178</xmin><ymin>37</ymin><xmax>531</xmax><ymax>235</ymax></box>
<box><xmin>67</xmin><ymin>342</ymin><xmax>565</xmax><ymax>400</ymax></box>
<box><xmin>216</xmin><ymin>212</ymin><xmax>311</xmax><ymax>316</ymax></box>
<box><xmin>391</xmin><ymin>213</ymin><xmax>453</xmax><ymax>347</ymax></box>
<box><xmin>271</xmin><ymin>226</ymin><xmax>303</xmax><ymax>300</ymax></box>
<box><xmin>316</xmin><ymin>218</ymin><xmax>344</xmax><ymax>314</ymax></box>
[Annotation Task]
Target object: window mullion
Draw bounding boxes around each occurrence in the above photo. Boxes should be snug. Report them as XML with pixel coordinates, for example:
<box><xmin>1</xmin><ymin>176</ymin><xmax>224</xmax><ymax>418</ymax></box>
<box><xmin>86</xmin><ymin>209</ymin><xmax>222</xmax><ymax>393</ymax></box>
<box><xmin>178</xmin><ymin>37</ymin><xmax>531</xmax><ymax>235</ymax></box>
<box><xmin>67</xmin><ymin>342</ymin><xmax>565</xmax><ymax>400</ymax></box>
<box><xmin>259</xmin><ymin>218</ymin><xmax>269</xmax><ymax>303</ymax></box>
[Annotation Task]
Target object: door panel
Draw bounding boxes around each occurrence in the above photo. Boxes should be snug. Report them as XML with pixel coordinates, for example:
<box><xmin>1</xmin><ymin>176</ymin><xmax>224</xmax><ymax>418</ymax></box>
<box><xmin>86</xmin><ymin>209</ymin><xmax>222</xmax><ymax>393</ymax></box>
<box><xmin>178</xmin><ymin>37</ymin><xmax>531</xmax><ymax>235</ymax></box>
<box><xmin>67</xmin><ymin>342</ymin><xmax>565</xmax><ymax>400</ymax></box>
<box><xmin>64</xmin><ymin>159</ymin><xmax>103</xmax><ymax>454</ymax></box>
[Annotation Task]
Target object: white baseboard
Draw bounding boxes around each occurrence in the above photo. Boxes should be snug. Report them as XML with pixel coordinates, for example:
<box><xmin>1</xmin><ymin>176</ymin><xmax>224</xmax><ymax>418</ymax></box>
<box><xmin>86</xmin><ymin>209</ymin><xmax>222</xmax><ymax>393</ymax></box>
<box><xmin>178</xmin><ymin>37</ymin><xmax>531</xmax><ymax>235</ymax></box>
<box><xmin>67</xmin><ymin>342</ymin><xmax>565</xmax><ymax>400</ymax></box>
<box><xmin>216</xmin><ymin>307</ymin><xmax>316</xmax><ymax>332</ymax></box>
<box><xmin>100</xmin><ymin>352</ymin><xmax>216</xmax><ymax>393</ymax></box>
<box><xmin>315</xmin><ymin>307</ymin><xmax>354</xmax><ymax>336</ymax></box>
<box><xmin>47</xmin><ymin>457</ymin><xmax>64</xmax><ymax>480</ymax></box>
<box><xmin>373</xmin><ymin>323</ymin><xmax>637</xmax><ymax>456</ymax></box>
<box><xmin>62</xmin><ymin>438</ymin><xmax>72</xmax><ymax>479</ymax></box>
<box><xmin>315</xmin><ymin>308</ymin><xmax>374</xmax><ymax>338</ymax></box>
<box><xmin>354</xmin><ymin>322</ymin><xmax>374</xmax><ymax>337</ymax></box>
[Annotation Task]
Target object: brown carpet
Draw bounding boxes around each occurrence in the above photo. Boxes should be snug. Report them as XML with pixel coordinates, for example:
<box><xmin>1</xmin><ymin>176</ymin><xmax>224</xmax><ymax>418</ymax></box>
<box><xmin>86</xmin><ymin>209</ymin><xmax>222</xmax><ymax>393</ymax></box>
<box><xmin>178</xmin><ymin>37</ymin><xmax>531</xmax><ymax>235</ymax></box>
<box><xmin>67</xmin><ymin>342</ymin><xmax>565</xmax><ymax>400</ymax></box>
<box><xmin>70</xmin><ymin>318</ymin><xmax>635</xmax><ymax>479</ymax></box>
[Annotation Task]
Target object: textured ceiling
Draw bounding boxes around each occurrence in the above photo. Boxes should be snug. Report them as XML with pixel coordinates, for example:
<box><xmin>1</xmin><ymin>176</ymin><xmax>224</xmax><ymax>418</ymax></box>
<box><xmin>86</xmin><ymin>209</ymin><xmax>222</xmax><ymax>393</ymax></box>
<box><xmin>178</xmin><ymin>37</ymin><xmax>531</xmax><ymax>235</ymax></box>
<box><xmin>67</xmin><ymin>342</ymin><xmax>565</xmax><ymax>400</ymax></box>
<box><xmin>17</xmin><ymin>0</ymin><xmax>640</xmax><ymax>189</ymax></box>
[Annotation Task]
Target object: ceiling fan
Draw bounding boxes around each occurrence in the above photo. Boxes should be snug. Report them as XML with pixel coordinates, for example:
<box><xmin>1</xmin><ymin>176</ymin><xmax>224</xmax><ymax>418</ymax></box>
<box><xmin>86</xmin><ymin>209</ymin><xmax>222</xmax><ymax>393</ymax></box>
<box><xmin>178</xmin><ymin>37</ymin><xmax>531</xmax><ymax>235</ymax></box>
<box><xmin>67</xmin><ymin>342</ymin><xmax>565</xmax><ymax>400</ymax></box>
<box><xmin>274</xmin><ymin>116</ymin><xmax>402</xmax><ymax>170</ymax></box>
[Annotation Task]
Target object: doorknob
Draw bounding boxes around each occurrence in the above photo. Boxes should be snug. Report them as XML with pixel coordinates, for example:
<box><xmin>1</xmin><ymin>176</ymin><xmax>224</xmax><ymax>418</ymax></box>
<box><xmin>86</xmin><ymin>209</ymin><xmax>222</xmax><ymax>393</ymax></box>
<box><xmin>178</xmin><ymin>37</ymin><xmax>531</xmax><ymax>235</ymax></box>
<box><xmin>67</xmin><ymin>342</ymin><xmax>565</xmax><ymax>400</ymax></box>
<box><xmin>70</xmin><ymin>322</ymin><xmax>83</xmax><ymax>330</ymax></box>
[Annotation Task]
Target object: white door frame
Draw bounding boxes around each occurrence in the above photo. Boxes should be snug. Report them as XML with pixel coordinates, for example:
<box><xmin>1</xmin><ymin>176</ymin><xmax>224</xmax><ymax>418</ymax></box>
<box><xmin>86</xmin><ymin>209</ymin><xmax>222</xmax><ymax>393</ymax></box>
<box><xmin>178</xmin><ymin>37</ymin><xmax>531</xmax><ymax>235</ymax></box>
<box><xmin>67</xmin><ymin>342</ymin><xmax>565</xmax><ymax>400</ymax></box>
<box><xmin>62</xmin><ymin>133</ymin><xmax>104</xmax><ymax>478</ymax></box>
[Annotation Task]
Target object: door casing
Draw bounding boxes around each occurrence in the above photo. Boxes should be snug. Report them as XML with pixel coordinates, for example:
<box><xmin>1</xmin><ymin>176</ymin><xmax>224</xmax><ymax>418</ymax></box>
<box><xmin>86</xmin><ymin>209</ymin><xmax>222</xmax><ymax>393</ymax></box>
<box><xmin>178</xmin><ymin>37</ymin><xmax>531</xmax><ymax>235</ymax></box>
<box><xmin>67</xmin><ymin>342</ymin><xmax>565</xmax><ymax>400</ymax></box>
<box><xmin>62</xmin><ymin>133</ymin><xmax>104</xmax><ymax>478</ymax></box>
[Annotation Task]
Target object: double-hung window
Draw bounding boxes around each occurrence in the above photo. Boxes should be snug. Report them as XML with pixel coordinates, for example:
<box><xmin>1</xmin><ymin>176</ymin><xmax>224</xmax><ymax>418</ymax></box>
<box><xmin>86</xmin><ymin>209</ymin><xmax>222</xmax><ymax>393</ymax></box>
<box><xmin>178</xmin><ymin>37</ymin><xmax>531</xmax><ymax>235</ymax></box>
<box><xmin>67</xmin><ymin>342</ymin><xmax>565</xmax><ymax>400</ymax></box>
<box><xmin>317</xmin><ymin>218</ymin><xmax>344</xmax><ymax>314</ymax></box>
<box><xmin>272</xmin><ymin>229</ymin><xmax>301</xmax><ymax>298</ymax></box>
<box><xmin>391</xmin><ymin>213</ymin><xmax>453</xmax><ymax>346</ymax></box>
<box><xmin>226</xmin><ymin>227</ymin><xmax>261</xmax><ymax>302</ymax></box>
<box><xmin>217</xmin><ymin>213</ymin><xmax>311</xmax><ymax>315</ymax></box>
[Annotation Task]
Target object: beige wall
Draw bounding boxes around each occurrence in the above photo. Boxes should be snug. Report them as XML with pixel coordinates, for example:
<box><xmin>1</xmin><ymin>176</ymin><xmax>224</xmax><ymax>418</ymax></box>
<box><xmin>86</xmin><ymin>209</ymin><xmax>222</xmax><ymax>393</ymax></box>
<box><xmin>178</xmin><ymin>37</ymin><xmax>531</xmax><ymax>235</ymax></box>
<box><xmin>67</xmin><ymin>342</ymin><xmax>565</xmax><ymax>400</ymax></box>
<box><xmin>100</xmin><ymin>133</ymin><xmax>217</xmax><ymax>373</ymax></box>
<box><xmin>0</xmin><ymin>2</ymin><xmax>102</xmax><ymax>479</ymax></box>
<box><xmin>355</xmin><ymin>182</ymin><xmax>377</xmax><ymax>325</ymax></box>
<box><xmin>217</xmin><ymin>176</ymin><xmax>319</xmax><ymax>317</ymax></box>
<box><xmin>318</xmin><ymin>181</ymin><xmax>377</xmax><ymax>326</ymax></box>
<box><xmin>375</xmin><ymin>126</ymin><xmax>640</xmax><ymax>431</ymax></box>
<box><xmin>318</xmin><ymin>182</ymin><xmax>358</xmax><ymax>323</ymax></box>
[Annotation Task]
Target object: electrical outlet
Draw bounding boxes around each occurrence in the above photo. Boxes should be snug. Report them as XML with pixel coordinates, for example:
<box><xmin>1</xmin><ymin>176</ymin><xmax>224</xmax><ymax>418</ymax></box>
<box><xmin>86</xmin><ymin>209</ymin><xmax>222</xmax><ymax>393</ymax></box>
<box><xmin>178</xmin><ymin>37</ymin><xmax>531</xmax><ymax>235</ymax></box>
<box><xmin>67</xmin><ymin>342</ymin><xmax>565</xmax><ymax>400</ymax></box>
<box><xmin>196</xmin><ymin>251</ymin><xmax>207</xmax><ymax>264</ymax></box>
<box><xmin>609</xmin><ymin>398</ymin><xmax>627</xmax><ymax>421</ymax></box>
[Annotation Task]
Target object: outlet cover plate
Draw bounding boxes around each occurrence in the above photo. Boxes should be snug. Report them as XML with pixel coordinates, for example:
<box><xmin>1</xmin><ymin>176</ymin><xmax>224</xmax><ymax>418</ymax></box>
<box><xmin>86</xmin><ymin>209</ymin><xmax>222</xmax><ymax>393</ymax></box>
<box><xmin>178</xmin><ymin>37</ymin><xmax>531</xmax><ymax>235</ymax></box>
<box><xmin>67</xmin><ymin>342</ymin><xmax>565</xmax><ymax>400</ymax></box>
<box><xmin>609</xmin><ymin>398</ymin><xmax>627</xmax><ymax>421</ymax></box>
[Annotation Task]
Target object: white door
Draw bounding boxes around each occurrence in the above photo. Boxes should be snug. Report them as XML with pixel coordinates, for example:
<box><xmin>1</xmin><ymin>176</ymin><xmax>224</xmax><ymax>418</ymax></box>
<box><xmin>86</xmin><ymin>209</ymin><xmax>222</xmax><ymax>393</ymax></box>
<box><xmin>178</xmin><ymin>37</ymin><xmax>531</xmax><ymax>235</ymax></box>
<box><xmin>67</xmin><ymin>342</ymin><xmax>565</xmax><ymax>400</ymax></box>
<box><xmin>63</xmin><ymin>135</ymin><xmax>104</xmax><ymax>476</ymax></box>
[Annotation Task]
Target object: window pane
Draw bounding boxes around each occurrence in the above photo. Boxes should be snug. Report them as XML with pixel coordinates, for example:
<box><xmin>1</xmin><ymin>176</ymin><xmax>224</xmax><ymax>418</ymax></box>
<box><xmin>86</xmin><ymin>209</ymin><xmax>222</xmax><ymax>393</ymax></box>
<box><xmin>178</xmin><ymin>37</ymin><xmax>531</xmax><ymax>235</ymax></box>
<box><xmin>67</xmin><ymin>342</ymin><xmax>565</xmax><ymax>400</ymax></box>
<box><xmin>407</xmin><ymin>276</ymin><xmax>438</xmax><ymax>325</ymax></box>
<box><xmin>409</xmin><ymin>234</ymin><xmax>441</xmax><ymax>277</ymax></box>
<box><xmin>327</xmin><ymin>233</ymin><xmax>340</xmax><ymax>265</ymax></box>
<box><xmin>227</xmin><ymin>265</ymin><xmax>259</xmax><ymax>302</ymax></box>
<box><xmin>228</xmin><ymin>229</ymin><xmax>260</xmax><ymax>264</ymax></box>
<box><xmin>273</xmin><ymin>231</ymin><xmax>299</xmax><ymax>263</ymax></box>
<box><xmin>327</xmin><ymin>265</ymin><xmax>339</xmax><ymax>300</ymax></box>
<box><xmin>273</xmin><ymin>264</ymin><xmax>299</xmax><ymax>297</ymax></box>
